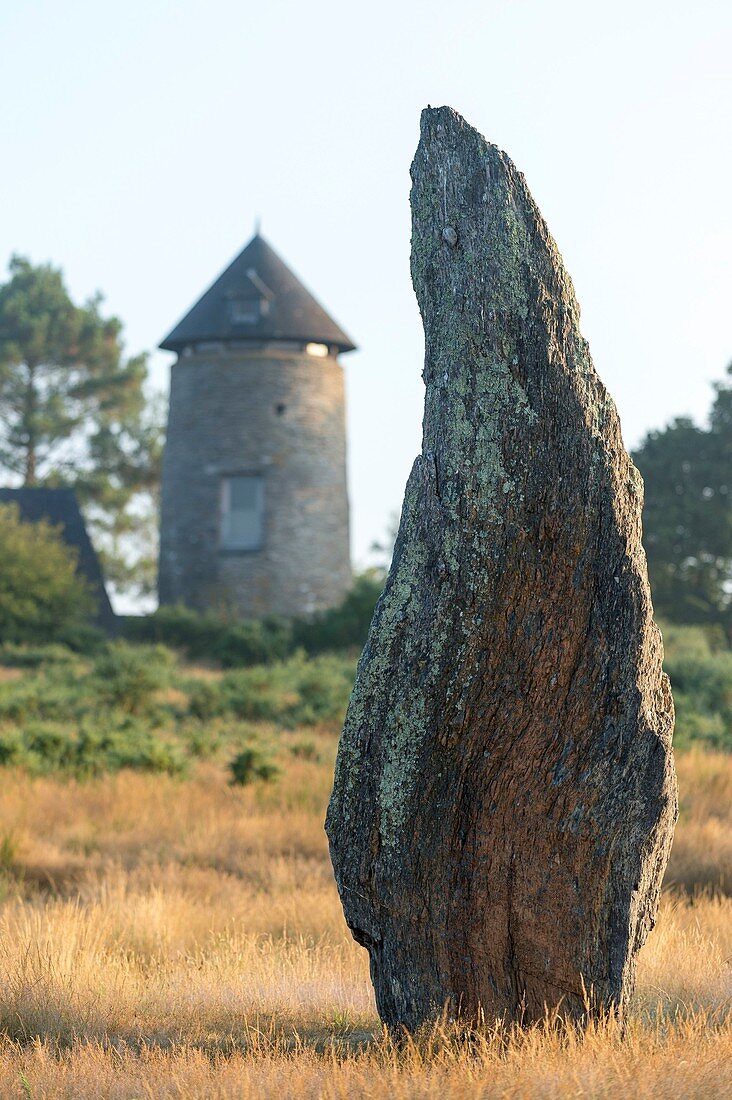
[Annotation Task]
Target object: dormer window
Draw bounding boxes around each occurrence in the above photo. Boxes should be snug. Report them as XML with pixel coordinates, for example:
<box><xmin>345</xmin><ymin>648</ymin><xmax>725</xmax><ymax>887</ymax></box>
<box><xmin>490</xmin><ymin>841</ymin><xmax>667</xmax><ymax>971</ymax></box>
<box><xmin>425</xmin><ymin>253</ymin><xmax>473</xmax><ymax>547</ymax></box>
<box><xmin>229</xmin><ymin>297</ymin><xmax>261</xmax><ymax>324</ymax></box>
<box><xmin>227</xmin><ymin>268</ymin><xmax>275</xmax><ymax>326</ymax></box>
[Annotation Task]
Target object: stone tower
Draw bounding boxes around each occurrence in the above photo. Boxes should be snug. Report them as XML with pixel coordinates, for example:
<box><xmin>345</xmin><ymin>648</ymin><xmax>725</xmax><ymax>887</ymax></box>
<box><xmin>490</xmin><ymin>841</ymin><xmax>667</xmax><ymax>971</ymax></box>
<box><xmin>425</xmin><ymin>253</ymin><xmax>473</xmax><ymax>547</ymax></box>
<box><xmin>158</xmin><ymin>233</ymin><xmax>356</xmax><ymax>619</ymax></box>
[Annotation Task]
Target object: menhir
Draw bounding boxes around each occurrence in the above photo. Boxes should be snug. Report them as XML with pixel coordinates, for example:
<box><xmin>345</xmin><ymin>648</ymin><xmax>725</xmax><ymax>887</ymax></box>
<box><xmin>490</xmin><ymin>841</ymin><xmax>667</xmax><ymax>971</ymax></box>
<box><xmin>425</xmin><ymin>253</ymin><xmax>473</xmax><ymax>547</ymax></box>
<box><xmin>326</xmin><ymin>106</ymin><xmax>677</xmax><ymax>1032</ymax></box>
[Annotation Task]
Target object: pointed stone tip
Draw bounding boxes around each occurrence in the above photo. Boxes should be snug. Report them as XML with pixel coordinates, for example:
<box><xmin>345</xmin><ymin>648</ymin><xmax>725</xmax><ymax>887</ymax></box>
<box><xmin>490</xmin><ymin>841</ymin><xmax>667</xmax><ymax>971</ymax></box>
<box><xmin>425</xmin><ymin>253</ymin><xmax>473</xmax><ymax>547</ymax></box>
<box><xmin>419</xmin><ymin>105</ymin><xmax>470</xmax><ymax>138</ymax></box>
<box><xmin>410</xmin><ymin>104</ymin><xmax>580</xmax><ymax>342</ymax></box>
<box><xmin>415</xmin><ymin>106</ymin><xmax>502</xmax><ymax>177</ymax></box>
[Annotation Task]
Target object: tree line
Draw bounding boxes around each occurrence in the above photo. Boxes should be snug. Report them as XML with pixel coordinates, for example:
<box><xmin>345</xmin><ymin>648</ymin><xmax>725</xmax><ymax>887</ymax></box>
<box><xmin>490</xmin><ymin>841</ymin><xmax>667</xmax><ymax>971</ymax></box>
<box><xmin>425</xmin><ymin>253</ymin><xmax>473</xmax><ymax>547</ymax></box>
<box><xmin>633</xmin><ymin>365</ymin><xmax>732</xmax><ymax>639</ymax></box>
<box><xmin>0</xmin><ymin>254</ymin><xmax>729</xmax><ymax>635</ymax></box>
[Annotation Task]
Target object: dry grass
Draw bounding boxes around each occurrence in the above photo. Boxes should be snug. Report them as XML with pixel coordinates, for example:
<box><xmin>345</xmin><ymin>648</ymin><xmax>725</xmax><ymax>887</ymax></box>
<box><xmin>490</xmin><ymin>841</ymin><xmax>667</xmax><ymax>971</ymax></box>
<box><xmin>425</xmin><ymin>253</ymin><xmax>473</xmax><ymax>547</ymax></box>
<box><xmin>0</xmin><ymin>742</ymin><xmax>729</xmax><ymax>1097</ymax></box>
<box><xmin>667</xmin><ymin>749</ymin><xmax>732</xmax><ymax>893</ymax></box>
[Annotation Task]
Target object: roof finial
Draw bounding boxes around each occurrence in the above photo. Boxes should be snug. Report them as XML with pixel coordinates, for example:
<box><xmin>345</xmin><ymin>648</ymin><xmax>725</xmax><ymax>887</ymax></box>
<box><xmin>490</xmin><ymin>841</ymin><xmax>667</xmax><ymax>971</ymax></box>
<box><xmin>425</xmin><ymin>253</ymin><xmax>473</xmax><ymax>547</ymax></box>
<box><xmin>254</xmin><ymin>215</ymin><xmax>262</xmax><ymax>237</ymax></box>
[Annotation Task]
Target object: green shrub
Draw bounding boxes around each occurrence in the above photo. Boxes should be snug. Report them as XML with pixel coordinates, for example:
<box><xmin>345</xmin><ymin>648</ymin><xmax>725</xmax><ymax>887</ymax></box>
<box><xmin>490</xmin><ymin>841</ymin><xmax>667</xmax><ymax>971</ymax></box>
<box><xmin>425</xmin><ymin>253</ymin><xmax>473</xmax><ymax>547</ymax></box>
<box><xmin>0</xmin><ymin>640</ymin><xmax>356</xmax><ymax>777</ymax></box>
<box><xmin>215</xmin><ymin>618</ymin><xmax>293</xmax><ymax>668</ymax></box>
<box><xmin>54</xmin><ymin>620</ymin><xmax>107</xmax><ymax>655</ymax></box>
<box><xmin>228</xmin><ymin>745</ymin><xmax>280</xmax><ymax>785</ymax></box>
<box><xmin>186</xmin><ymin>679</ymin><xmax>224</xmax><ymax>721</ymax></box>
<box><xmin>184</xmin><ymin>723</ymin><xmax>222</xmax><ymax>759</ymax></box>
<box><xmin>288</xmin><ymin>737</ymin><xmax>320</xmax><ymax>762</ymax></box>
<box><xmin>214</xmin><ymin>652</ymin><xmax>355</xmax><ymax>728</ymax></box>
<box><xmin>293</xmin><ymin>572</ymin><xmax>383</xmax><ymax>654</ymax></box>
<box><xmin>0</xmin><ymin>666</ymin><xmax>85</xmax><ymax>724</ymax></box>
<box><xmin>661</xmin><ymin>621</ymin><xmax>728</xmax><ymax>660</ymax></box>
<box><xmin>0</xmin><ymin>720</ymin><xmax>186</xmax><ymax>778</ymax></box>
<box><xmin>122</xmin><ymin>572</ymin><xmax>383</xmax><ymax>668</ymax></box>
<box><xmin>661</xmin><ymin>622</ymin><xmax>732</xmax><ymax>751</ymax></box>
<box><xmin>123</xmin><ymin>605</ymin><xmax>293</xmax><ymax>667</ymax></box>
<box><xmin>95</xmin><ymin>726</ymin><xmax>186</xmax><ymax>776</ymax></box>
<box><xmin>93</xmin><ymin>642</ymin><xmax>175</xmax><ymax>714</ymax></box>
<box><xmin>0</xmin><ymin>643</ymin><xmax>80</xmax><ymax>669</ymax></box>
<box><xmin>0</xmin><ymin>503</ymin><xmax>95</xmax><ymax>644</ymax></box>
<box><xmin>665</xmin><ymin>652</ymin><xmax>732</xmax><ymax>751</ymax></box>
<box><xmin>0</xmin><ymin>729</ymin><xmax>23</xmax><ymax>766</ymax></box>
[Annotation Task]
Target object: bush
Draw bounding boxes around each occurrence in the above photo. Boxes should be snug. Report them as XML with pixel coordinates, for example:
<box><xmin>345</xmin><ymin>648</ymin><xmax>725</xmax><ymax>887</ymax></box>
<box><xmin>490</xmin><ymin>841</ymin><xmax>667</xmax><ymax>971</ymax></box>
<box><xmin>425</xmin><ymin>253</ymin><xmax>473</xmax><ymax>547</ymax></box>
<box><xmin>661</xmin><ymin>622</ymin><xmax>732</xmax><ymax>751</ymax></box>
<box><xmin>186</xmin><ymin>678</ymin><xmax>223</xmax><ymax>721</ymax></box>
<box><xmin>661</xmin><ymin>622</ymin><xmax>728</xmax><ymax>660</ymax></box>
<box><xmin>0</xmin><ymin>637</ymin><xmax>357</xmax><ymax>778</ymax></box>
<box><xmin>212</xmin><ymin>652</ymin><xmax>355</xmax><ymax>728</ymax></box>
<box><xmin>0</xmin><ymin>720</ymin><xmax>186</xmax><ymax>778</ymax></box>
<box><xmin>122</xmin><ymin>572</ymin><xmax>384</xmax><ymax>668</ymax></box>
<box><xmin>0</xmin><ymin>643</ymin><xmax>80</xmax><ymax>669</ymax></box>
<box><xmin>123</xmin><ymin>604</ymin><xmax>293</xmax><ymax>667</ymax></box>
<box><xmin>228</xmin><ymin>745</ymin><xmax>280</xmax><ymax>786</ymax></box>
<box><xmin>293</xmin><ymin>572</ymin><xmax>383</xmax><ymax>654</ymax></box>
<box><xmin>0</xmin><ymin>664</ymin><xmax>85</xmax><ymax>724</ymax></box>
<box><xmin>184</xmin><ymin>723</ymin><xmax>222</xmax><ymax>759</ymax></box>
<box><xmin>54</xmin><ymin>620</ymin><xmax>107</xmax><ymax>655</ymax></box>
<box><xmin>93</xmin><ymin>642</ymin><xmax>174</xmax><ymax>715</ymax></box>
<box><xmin>215</xmin><ymin>618</ymin><xmax>293</xmax><ymax>668</ymax></box>
<box><xmin>288</xmin><ymin>738</ymin><xmax>320</xmax><ymax>762</ymax></box>
<box><xmin>0</xmin><ymin>503</ymin><xmax>95</xmax><ymax>644</ymax></box>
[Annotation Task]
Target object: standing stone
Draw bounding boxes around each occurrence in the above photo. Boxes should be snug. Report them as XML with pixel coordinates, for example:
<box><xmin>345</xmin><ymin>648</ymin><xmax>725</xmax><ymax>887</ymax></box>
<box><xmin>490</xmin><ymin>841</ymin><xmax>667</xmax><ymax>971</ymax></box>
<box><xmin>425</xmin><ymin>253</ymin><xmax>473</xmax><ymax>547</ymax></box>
<box><xmin>326</xmin><ymin>107</ymin><xmax>677</xmax><ymax>1031</ymax></box>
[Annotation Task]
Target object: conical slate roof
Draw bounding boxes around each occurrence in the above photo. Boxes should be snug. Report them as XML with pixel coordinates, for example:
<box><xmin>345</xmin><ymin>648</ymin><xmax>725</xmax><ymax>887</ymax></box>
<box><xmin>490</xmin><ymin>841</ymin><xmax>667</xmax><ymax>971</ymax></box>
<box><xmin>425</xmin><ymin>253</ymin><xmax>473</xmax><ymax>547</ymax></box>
<box><xmin>160</xmin><ymin>234</ymin><xmax>356</xmax><ymax>354</ymax></box>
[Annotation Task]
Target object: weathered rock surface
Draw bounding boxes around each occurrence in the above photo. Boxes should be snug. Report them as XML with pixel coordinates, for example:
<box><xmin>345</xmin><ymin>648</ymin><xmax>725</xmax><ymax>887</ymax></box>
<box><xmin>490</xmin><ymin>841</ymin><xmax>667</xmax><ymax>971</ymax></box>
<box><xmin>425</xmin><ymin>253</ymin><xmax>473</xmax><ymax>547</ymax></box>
<box><xmin>325</xmin><ymin>106</ymin><xmax>677</xmax><ymax>1031</ymax></box>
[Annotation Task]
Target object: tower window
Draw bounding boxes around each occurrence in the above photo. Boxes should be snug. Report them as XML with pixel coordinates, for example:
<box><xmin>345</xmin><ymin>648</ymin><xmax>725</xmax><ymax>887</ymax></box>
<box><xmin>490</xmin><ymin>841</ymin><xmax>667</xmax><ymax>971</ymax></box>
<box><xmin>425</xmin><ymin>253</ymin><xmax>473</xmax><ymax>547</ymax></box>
<box><xmin>229</xmin><ymin>297</ymin><xmax>261</xmax><ymax>324</ymax></box>
<box><xmin>220</xmin><ymin>475</ymin><xmax>264</xmax><ymax>551</ymax></box>
<box><xmin>306</xmin><ymin>342</ymin><xmax>329</xmax><ymax>357</ymax></box>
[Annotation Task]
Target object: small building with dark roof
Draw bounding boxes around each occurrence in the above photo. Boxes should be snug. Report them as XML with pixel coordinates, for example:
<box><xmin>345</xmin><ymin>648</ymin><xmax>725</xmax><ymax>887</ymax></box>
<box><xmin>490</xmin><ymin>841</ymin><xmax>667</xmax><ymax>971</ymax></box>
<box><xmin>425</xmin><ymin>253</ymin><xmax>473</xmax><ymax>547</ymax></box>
<box><xmin>0</xmin><ymin>487</ymin><xmax>116</xmax><ymax>631</ymax></box>
<box><xmin>158</xmin><ymin>233</ymin><xmax>356</xmax><ymax>619</ymax></box>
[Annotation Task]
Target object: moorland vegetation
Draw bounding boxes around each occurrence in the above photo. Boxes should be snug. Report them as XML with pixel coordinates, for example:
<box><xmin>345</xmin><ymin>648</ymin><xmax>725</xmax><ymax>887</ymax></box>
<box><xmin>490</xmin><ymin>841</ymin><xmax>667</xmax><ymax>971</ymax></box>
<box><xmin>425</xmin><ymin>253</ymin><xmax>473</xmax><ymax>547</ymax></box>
<box><xmin>0</xmin><ymin>612</ymin><xmax>727</xmax><ymax>1093</ymax></box>
<box><xmin>0</xmin><ymin>673</ymin><xmax>727</xmax><ymax>1097</ymax></box>
<box><xmin>0</xmin><ymin>257</ymin><xmax>730</xmax><ymax>1093</ymax></box>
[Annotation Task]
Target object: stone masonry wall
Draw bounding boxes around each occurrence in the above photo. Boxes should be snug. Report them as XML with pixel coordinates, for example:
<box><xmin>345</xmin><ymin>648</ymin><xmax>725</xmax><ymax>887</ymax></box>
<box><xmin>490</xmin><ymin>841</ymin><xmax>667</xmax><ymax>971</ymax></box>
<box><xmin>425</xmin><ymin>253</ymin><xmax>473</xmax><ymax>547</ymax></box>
<box><xmin>158</xmin><ymin>345</ymin><xmax>352</xmax><ymax>618</ymax></box>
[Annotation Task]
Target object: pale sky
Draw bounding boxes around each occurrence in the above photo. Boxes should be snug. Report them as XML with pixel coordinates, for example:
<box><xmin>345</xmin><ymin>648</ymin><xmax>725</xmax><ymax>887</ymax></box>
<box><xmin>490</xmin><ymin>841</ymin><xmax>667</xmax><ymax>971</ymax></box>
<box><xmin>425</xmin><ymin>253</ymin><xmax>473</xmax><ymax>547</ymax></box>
<box><xmin>2</xmin><ymin>0</ymin><xmax>731</xmax><ymax>575</ymax></box>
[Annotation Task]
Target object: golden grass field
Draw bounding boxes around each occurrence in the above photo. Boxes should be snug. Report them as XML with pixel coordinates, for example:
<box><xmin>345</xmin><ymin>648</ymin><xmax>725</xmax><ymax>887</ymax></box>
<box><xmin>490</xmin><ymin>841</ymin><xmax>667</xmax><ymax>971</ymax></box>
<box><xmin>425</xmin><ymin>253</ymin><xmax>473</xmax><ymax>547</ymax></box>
<box><xmin>0</xmin><ymin>727</ymin><xmax>729</xmax><ymax>1097</ymax></box>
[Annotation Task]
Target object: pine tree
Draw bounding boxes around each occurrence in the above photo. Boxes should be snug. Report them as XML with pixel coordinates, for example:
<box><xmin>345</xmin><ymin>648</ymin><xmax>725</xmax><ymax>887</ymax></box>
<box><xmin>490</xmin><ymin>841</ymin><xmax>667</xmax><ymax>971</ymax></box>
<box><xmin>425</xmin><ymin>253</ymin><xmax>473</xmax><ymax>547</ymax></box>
<box><xmin>633</xmin><ymin>365</ymin><xmax>732</xmax><ymax>636</ymax></box>
<box><xmin>0</xmin><ymin>255</ymin><xmax>163</xmax><ymax>598</ymax></box>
